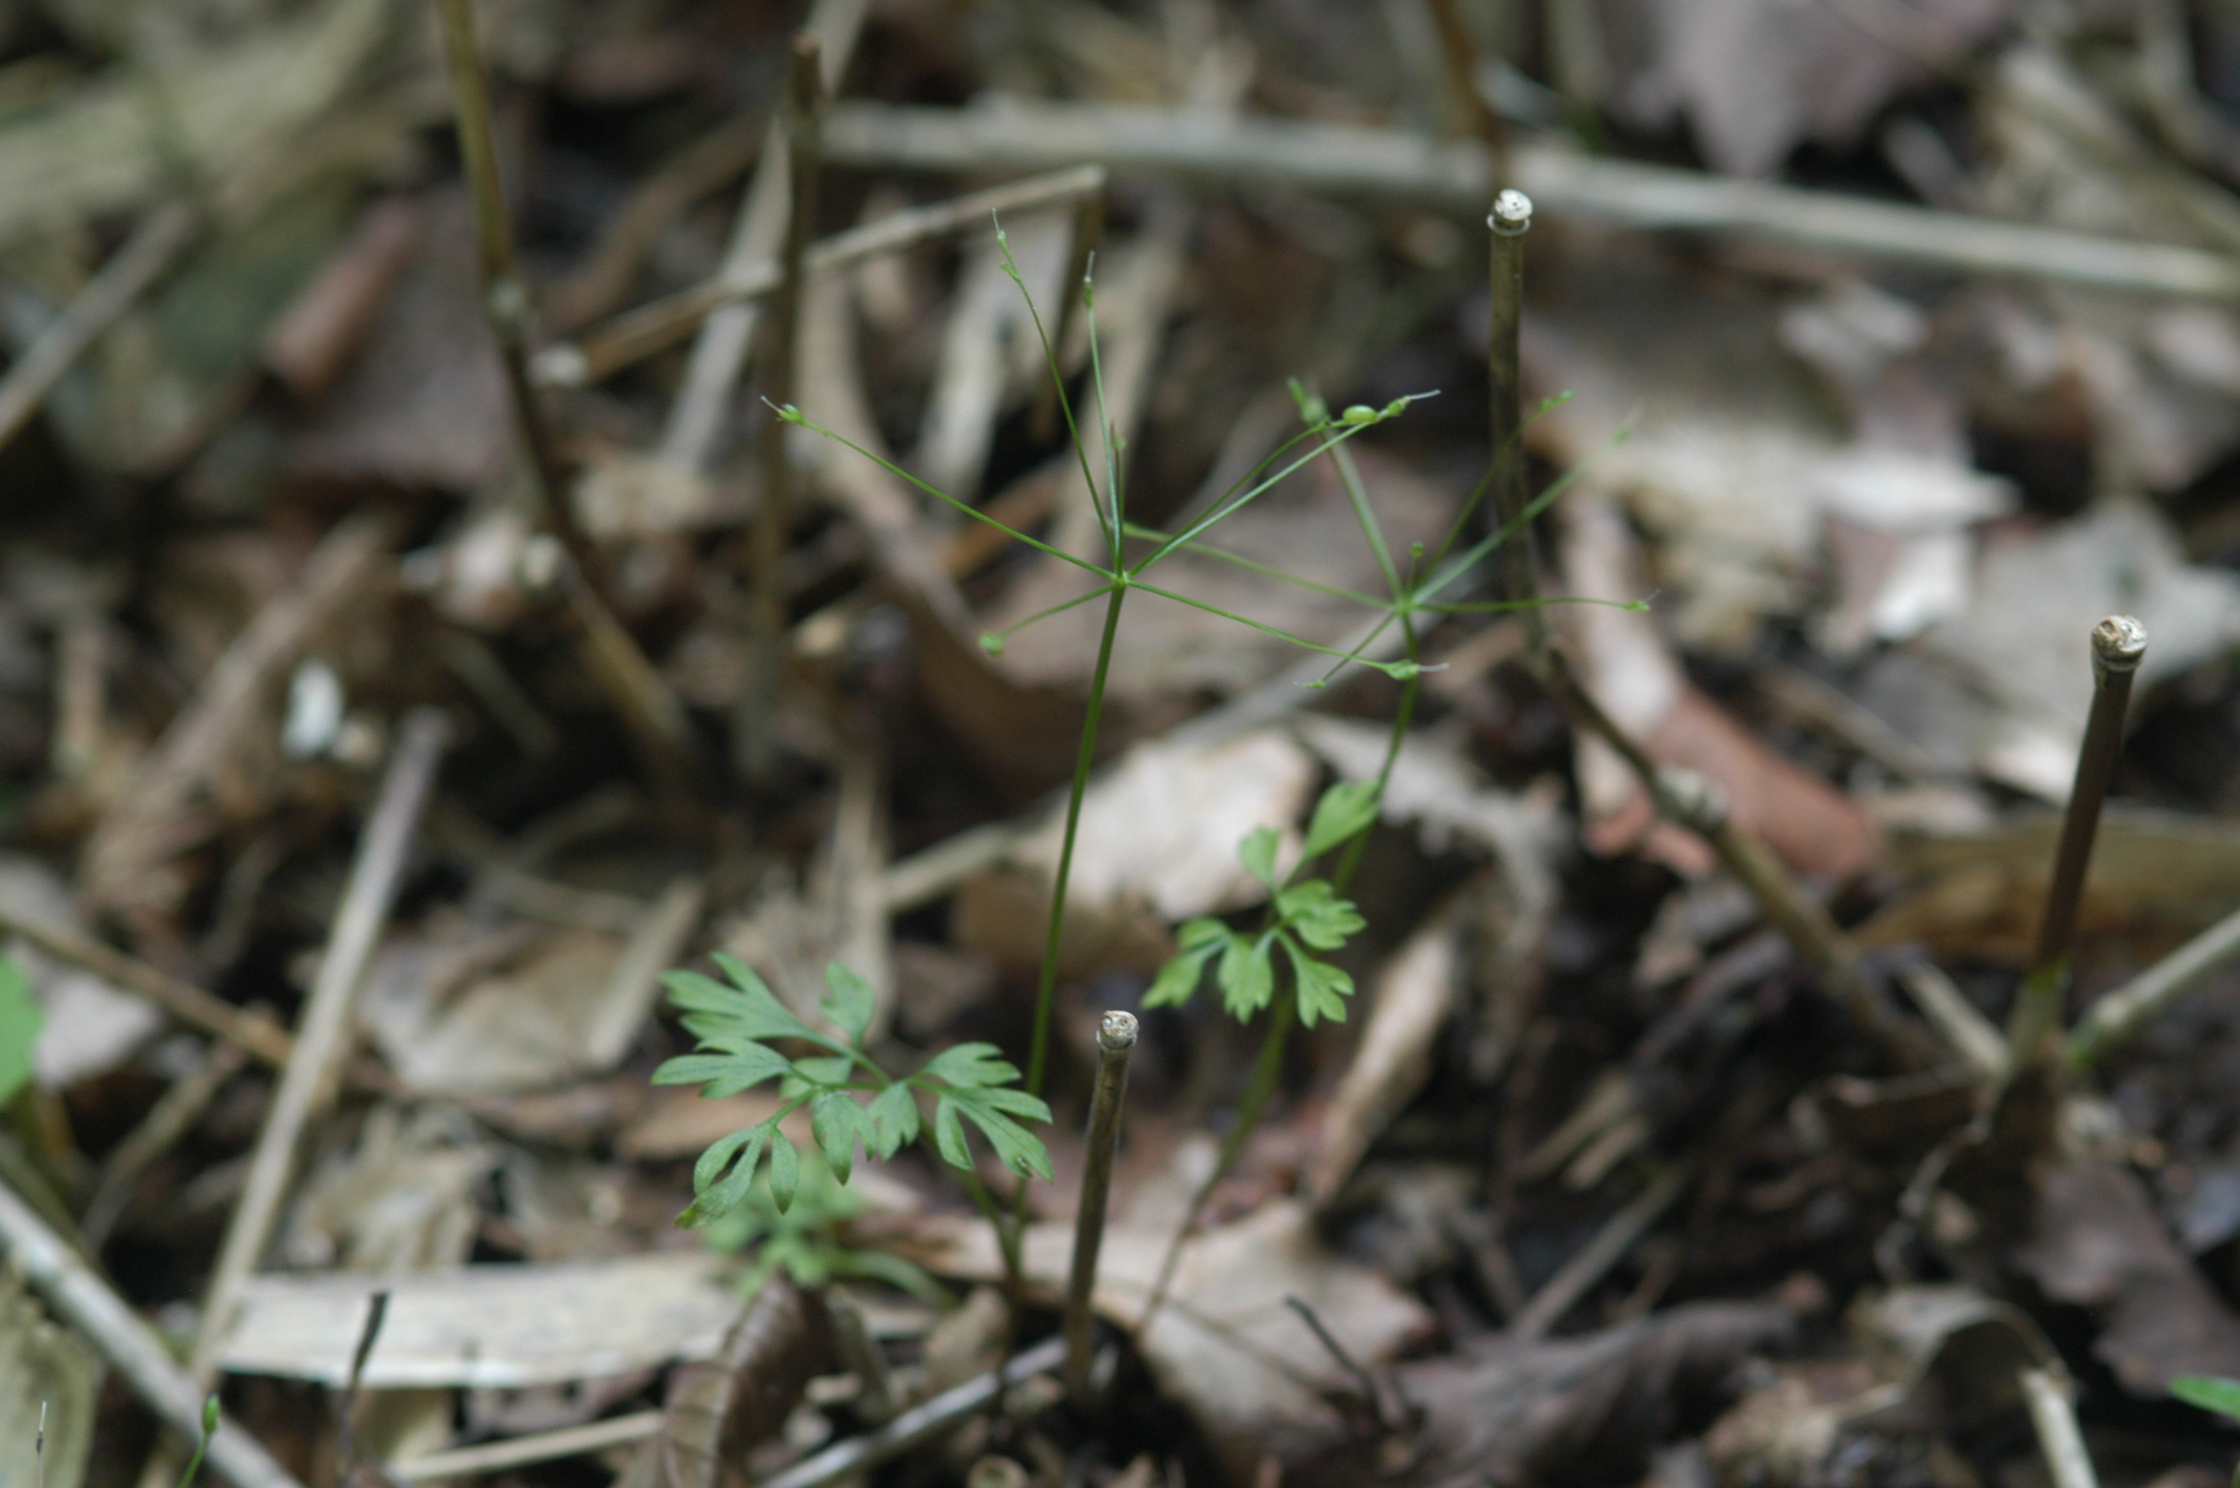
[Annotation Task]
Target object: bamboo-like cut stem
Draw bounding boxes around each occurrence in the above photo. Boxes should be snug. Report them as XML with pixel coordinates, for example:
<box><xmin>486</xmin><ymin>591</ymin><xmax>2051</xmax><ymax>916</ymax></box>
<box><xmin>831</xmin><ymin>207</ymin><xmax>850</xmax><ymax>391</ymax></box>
<box><xmin>2010</xmin><ymin>615</ymin><xmax>2146</xmax><ymax>1063</ymax></box>
<box><xmin>1064</xmin><ymin>1010</ymin><xmax>1137</xmax><ymax>1403</ymax></box>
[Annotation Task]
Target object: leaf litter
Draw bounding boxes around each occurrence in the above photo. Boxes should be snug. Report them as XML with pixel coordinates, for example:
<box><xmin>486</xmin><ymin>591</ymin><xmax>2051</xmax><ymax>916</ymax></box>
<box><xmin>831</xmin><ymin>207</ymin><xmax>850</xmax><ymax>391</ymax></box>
<box><xmin>17</xmin><ymin>1</ymin><xmax>2240</xmax><ymax>1486</ymax></box>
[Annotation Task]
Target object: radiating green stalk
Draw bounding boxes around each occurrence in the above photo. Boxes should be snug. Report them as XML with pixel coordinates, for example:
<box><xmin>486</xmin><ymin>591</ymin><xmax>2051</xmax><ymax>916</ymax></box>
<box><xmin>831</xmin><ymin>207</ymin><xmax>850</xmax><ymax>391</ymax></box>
<box><xmin>1027</xmin><ymin>582</ymin><xmax>1129</xmax><ymax>1102</ymax></box>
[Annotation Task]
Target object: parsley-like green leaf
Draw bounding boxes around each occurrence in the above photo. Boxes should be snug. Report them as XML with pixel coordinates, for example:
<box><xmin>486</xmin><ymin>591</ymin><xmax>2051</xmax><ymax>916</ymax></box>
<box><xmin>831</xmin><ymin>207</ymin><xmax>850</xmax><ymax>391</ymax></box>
<box><xmin>811</xmin><ymin>1091</ymin><xmax>863</xmax><ymax>1184</ymax></box>
<box><xmin>938</xmin><ymin>1088</ymin><xmax>1056</xmax><ymax>1181</ymax></box>
<box><xmin>1239</xmin><ymin>826</ymin><xmax>1280</xmax><ymax>890</ymax></box>
<box><xmin>2172</xmin><ymin>1375</ymin><xmax>2240</xmax><ymax>1423</ymax></box>
<box><xmin>1281</xmin><ymin>935</ymin><xmax>1354</xmax><ymax>1027</ymax></box>
<box><xmin>821</xmin><ymin>962</ymin><xmax>876</xmax><ymax>1044</ymax></box>
<box><xmin>863</xmin><ymin>1081</ymin><xmax>920</xmax><ymax>1158</ymax></box>
<box><xmin>1303</xmin><ymin>780</ymin><xmax>1380</xmax><ymax>859</ymax></box>
<box><xmin>1218</xmin><ymin>932</ymin><xmax>1274</xmax><ymax>1019</ymax></box>
<box><xmin>916</xmin><ymin>1041</ymin><xmax>1024</xmax><ymax>1090</ymax></box>
<box><xmin>1276</xmin><ymin>880</ymin><xmax>1366</xmax><ymax>951</ymax></box>
<box><xmin>768</xmin><ymin>1129</ymin><xmax>800</xmax><ymax>1213</ymax></box>
<box><xmin>680</xmin><ymin>1121</ymin><xmax>775</xmax><ymax>1228</ymax></box>
<box><xmin>933</xmin><ymin>1096</ymin><xmax>970</xmax><ymax>1169</ymax></box>
<box><xmin>0</xmin><ymin>955</ymin><xmax>41</xmax><ymax>1109</ymax></box>
<box><xmin>651</xmin><ymin>1045</ymin><xmax>792</xmax><ymax>1096</ymax></box>
<box><xmin>1146</xmin><ymin>935</ymin><xmax>1220</xmax><ymax>1008</ymax></box>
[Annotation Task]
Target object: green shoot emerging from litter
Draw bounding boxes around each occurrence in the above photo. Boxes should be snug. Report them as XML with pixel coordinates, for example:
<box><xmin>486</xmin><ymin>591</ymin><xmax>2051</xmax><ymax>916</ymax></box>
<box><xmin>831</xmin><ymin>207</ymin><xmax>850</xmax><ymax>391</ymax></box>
<box><xmin>654</xmin><ymin>954</ymin><xmax>1050</xmax><ymax>1227</ymax></box>
<box><xmin>179</xmin><ymin>1395</ymin><xmax>218</xmax><ymax>1488</ymax></box>
<box><xmin>703</xmin><ymin>1147</ymin><xmax>948</xmax><ymax>1305</ymax></box>
<box><xmin>1146</xmin><ymin>779</ymin><xmax>1378</xmax><ymax>1027</ymax></box>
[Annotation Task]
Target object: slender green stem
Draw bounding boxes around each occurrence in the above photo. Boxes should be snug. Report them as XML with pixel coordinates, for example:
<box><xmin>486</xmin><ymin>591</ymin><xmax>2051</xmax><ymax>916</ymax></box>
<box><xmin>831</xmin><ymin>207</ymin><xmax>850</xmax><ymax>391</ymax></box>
<box><xmin>1117</xmin><ymin>524</ymin><xmax>1389</xmax><ymax>607</ymax></box>
<box><xmin>1027</xmin><ymin>582</ymin><xmax>1130</xmax><ymax>1101</ymax></box>
<box><xmin>1131</xmin><ymin>581</ymin><xmax>1412</xmax><ymax>677</ymax></box>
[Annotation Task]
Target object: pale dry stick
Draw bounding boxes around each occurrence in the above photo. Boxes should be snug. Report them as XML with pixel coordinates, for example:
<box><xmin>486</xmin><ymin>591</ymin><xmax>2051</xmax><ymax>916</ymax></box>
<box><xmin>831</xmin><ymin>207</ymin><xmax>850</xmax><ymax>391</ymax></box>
<box><xmin>183</xmin><ymin>709</ymin><xmax>450</xmax><ymax>1386</ymax></box>
<box><xmin>0</xmin><ymin>199</ymin><xmax>197</xmax><ymax>451</ymax></box>
<box><xmin>2068</xmin><ymin>899</ymin><xmax>2240</xmax><ymax>1068</ymax></box>
<box><xmin>749</xmin><ymin>1335</ymin><xmax>1066</xmax><ymax>1488</ymax></box>
<box><xmin>1900</xmin><ymin>963</ymin><xmax>2009</xmax><ymax>1081</ymax></box>
<box><xmin>1064</xmin><ymin>1011</ymin><xmax>1137</xmax><ymax>1404</ymax></box>
<box><xmin>2009</xmin><ymin>616</ymin><xmax>2147</xmax><ymax>1064</ymax></box>
<box><xmin>0</xmin><ymin>909</ymin><xmax>292</xmax><ymax>1066</ymax></box>
<box><xmin>1507</xmin><ymin>1159</ymin><xmax>1692</xmax><ymax>1340</ymax></box>
<box><xmin>660</xmin><ymin>0</ymin><xmax>869</xmax><ymax>473</ymax></box>
<box><xmin>816</xmin><ymin>100</ymin><xmax>2240</xmax><ymax>301</ymax></box>
<box><xmin>389</xmin><ymin>1413</ymin><xmax>666</xmax><ymax>1482</ymax></box>
<box><xmin>538</xmin><ymin>165</ymin><xmax>1107</xmax><ymax>387</ymax></box>
<box><xmin>2021</xmin><ymin>1367</ymin><xmax>2101</xmax><ymax>1488</ymax></box>
<box><xmin>0</xmin><ymin>1179</ymin><xmax>307</xmax><ymax>1488</ymax></box>
<box><xmin>737</xmin><ymin>32</ymin><xmax>826</xmax><ymax>784</ymax></box>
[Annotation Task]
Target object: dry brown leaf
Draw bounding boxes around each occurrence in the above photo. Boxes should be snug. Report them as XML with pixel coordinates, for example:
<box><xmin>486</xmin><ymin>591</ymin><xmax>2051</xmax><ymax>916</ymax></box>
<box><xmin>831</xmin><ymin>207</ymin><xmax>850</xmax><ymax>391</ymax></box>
<box><xmin>907</xmin><ymin>1199</ymin><xmax>1434</xmax><ymax>1483</ymax></box>
<box><xmin>1560</xmin><ymin>492</ymin><xmax>1882</xmax><ymax>880</ymax></box>
<box><xmin>1604</xmin><ymin>0</ymin><xmax>2013</xmax><ymax>176</ymax></box>
<box><xmin>2014</xmin><ymin>1159</ymin><xmax>2240</xmax><ymax>1394</ymax></box>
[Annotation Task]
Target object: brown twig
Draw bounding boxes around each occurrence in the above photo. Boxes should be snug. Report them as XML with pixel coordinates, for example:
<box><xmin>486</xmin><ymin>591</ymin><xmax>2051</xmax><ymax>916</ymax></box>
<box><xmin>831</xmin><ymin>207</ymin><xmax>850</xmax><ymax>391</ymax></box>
<box><xmin>1064</xmin><ymin>1011</ymin><xmax>1137</xmax><ymax>1404</ymax></box>
<box><xmin>538</xmin><ymin>165</ymin><xmax>1106</xmax><ymax>388</ymax></box>
<box><xmin>660</xmin><ymin>0</ymin><xmax>869</xmax><ymax>472</ymax></box>
<box><xmin>1423</xmin><ymin>0</ymin><xmax>1505</xmax><ymax>155</ymax></box>
<box><xmin>80</xmin><ymin>1032</ymin><xmax>254</xmax><ymax>1247</ymax></box>
<box><xmin>0</xmin><ymin>911</ymin><xmax>292</xmax><ymax>1067</ymax></box>
<box><xmin>436</xmin><ymin>0</ymin><xmax>695</xmax><ymax>799</ymax></box>
<box><xmin>735</xmin><ymin>32</ymin><xmax>826</xmax><ymax>784</ymax></box>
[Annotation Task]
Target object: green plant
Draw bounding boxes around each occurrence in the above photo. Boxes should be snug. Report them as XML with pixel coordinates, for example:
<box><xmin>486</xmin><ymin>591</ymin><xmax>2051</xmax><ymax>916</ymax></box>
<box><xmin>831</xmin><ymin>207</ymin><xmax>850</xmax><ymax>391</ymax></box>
<box><xmin>178</xmin><ymin>1396</ymin><xmax>217</xmax><ymax>1488</ymax></box>
<box><xmin>702</xmin><ymin>1146</ymin><xmax>949</xmax><ymax>1306</ymax></box>
<box><xmin>2172</xmin><ymin>1376</ymin><xmax>2240</xmax><ymax>1486</ymax></box>
<box><xmin>655</xmin><ymin>955</ymin><xmax>1050</xmax><ymax>1225</ymax></box>
<box><xmin>659</xmin><ymin>215</ymin><xmax>1604</xmax><ymax>1261</ymax></box>
<box><xmin>0</xmin><ymin>953</ymin><xmax>43</xmax><ymax>1109</ymax></box>
<box><xmin>1145</xmin><ymin>778</ymin><xmax>1379</xmax><ymax>1028</ymax></box>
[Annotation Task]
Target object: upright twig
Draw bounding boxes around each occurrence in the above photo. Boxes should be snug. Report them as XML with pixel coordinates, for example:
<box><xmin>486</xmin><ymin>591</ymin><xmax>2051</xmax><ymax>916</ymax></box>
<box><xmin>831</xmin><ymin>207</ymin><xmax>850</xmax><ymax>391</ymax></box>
<box><xmin>1423</xmin><ymin>0</ymin><xmax>1505</xmax><ymax>157</ymax></box>
<box><xmin>333</xmin><ymin>1290</ymin><xmax>390</xmax><ymax>1479</ymax></box>
<box><xmin>736</xmin><ymin>32</ymin><xmax>826</xmax><ymax>783</ymax></box>
<box><xmin>183</xmin><ymin>711</ymin><xmax>450</xmax><ymax>1387</ymax></box>
<box><xmin>1487</xmin><ymin>190</ymin><xmax>1543</xmax><ymax>658</ymax></box>
<box><xmin>0</xmin><ymin>1179</ymin><xmax>306</xmax><ymax>1488</ymax></box>
<box><xmin>1064</xmin><ymin>1011</ymin><xmax>1137</xmax><ymax>1403</ymax></box>
<box><xmin>2009</xmin><ymin>616</ymin><xmax>2147</xmax><ymax>1064</ymax></box>
<box><xmin>435</xmin><ymin>0</ymin><xmax>694</xmax><ymax>799</ymax></box>
<box><xmin>1480</xmin><ymin>190</ymin><xmax>1938</xmax><ymax>1072</ymax></box>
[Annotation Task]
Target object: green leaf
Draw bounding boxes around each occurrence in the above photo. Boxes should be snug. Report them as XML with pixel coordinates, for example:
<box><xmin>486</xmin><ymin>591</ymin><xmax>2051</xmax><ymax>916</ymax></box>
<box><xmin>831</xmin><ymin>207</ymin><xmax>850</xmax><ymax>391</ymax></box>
<box><xmin>2173</xmin><ymin>1375</ymin><xmax>2240</xmax><ymax>1423</ymax></box>
<box><xmin>1178</xmin><ymin>917</ymin><xmax>1227</xmax><ymax>950</ymax></box>
<box><xmin>940</xmin><ymin>1089</ymin><xmax>1052</xmax><ymax>1183</ymax></box>
<box><xmin>1281</xmin><ymin>936</ymin><xmax>1354</xmax><ymax>1028</ymax></box>
<box><xmin>666</xmin><ymin>960</ymin><xmax>829</xmax><ymax>1050</ymax></box>
<box><xmin>1218</xmin><ymin>932</ymin><xmax>1275</xmax><ymax>1020</ymax></box>
<box><xmin>933</xmin><ymin>1096</ymin><xmax>970</xmax><ymax>1169</ymax></box>
<box><xmin>811</xmin><ymin>1092</ymin><xmax>862</xmax><ymax>1184</ymax></box>
<box><xmin>1239</xmin><ymin>826</ymin><xmax>1280</xmax><ymax>889</ymax></box>
<box><xmin>916</xmin><ymin>1042</ymin><xmax>1023</xmax><ymax>1090</ymax></box>
<box><xmin>651</xmin><ymin>1045</ymin><xmax>792</xmax><ymax>1095</ymax></box>
<box><xmin>1276</xmin><ymin>880</ymin><xmax>1366</xmax><ymax>951</ymax></box>
<box><xmin>1146</xmin><ymin>938</ymin><xmax>1219</xmax><ymax>1009</ymax></box>
<box><xmin>0</xmin><ymin>954</ymin><xmax>43</xmax><ymax>1107</ymax></box>
<box><xmin>821</xmin><ymin>963</ymin><xmax>876</xmax><ymax>1044</ymax></box>
<box><xmin>863</xmin><ymin>1081</ymin><xmax>920</xmax><ymax>1158</ymax></box>
<box><xmin>768</xmin><ymin>1130</ymin><xmax>800</xmax><ymax>1214</ymax></box>
<box><xmin>1303</xmin><ymin>780</ymin><xmax>1380</xmax><ymax>859</ymax></box>
<box><xmin>787</xmin><ymin>1055</ymin><xmax>857</xmax><ymax>1089</ymax></box>
<box><xmin>681</xmin><ymin>1124</ymin><xmax>773</xmax><ymax>1227</ymax></box>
